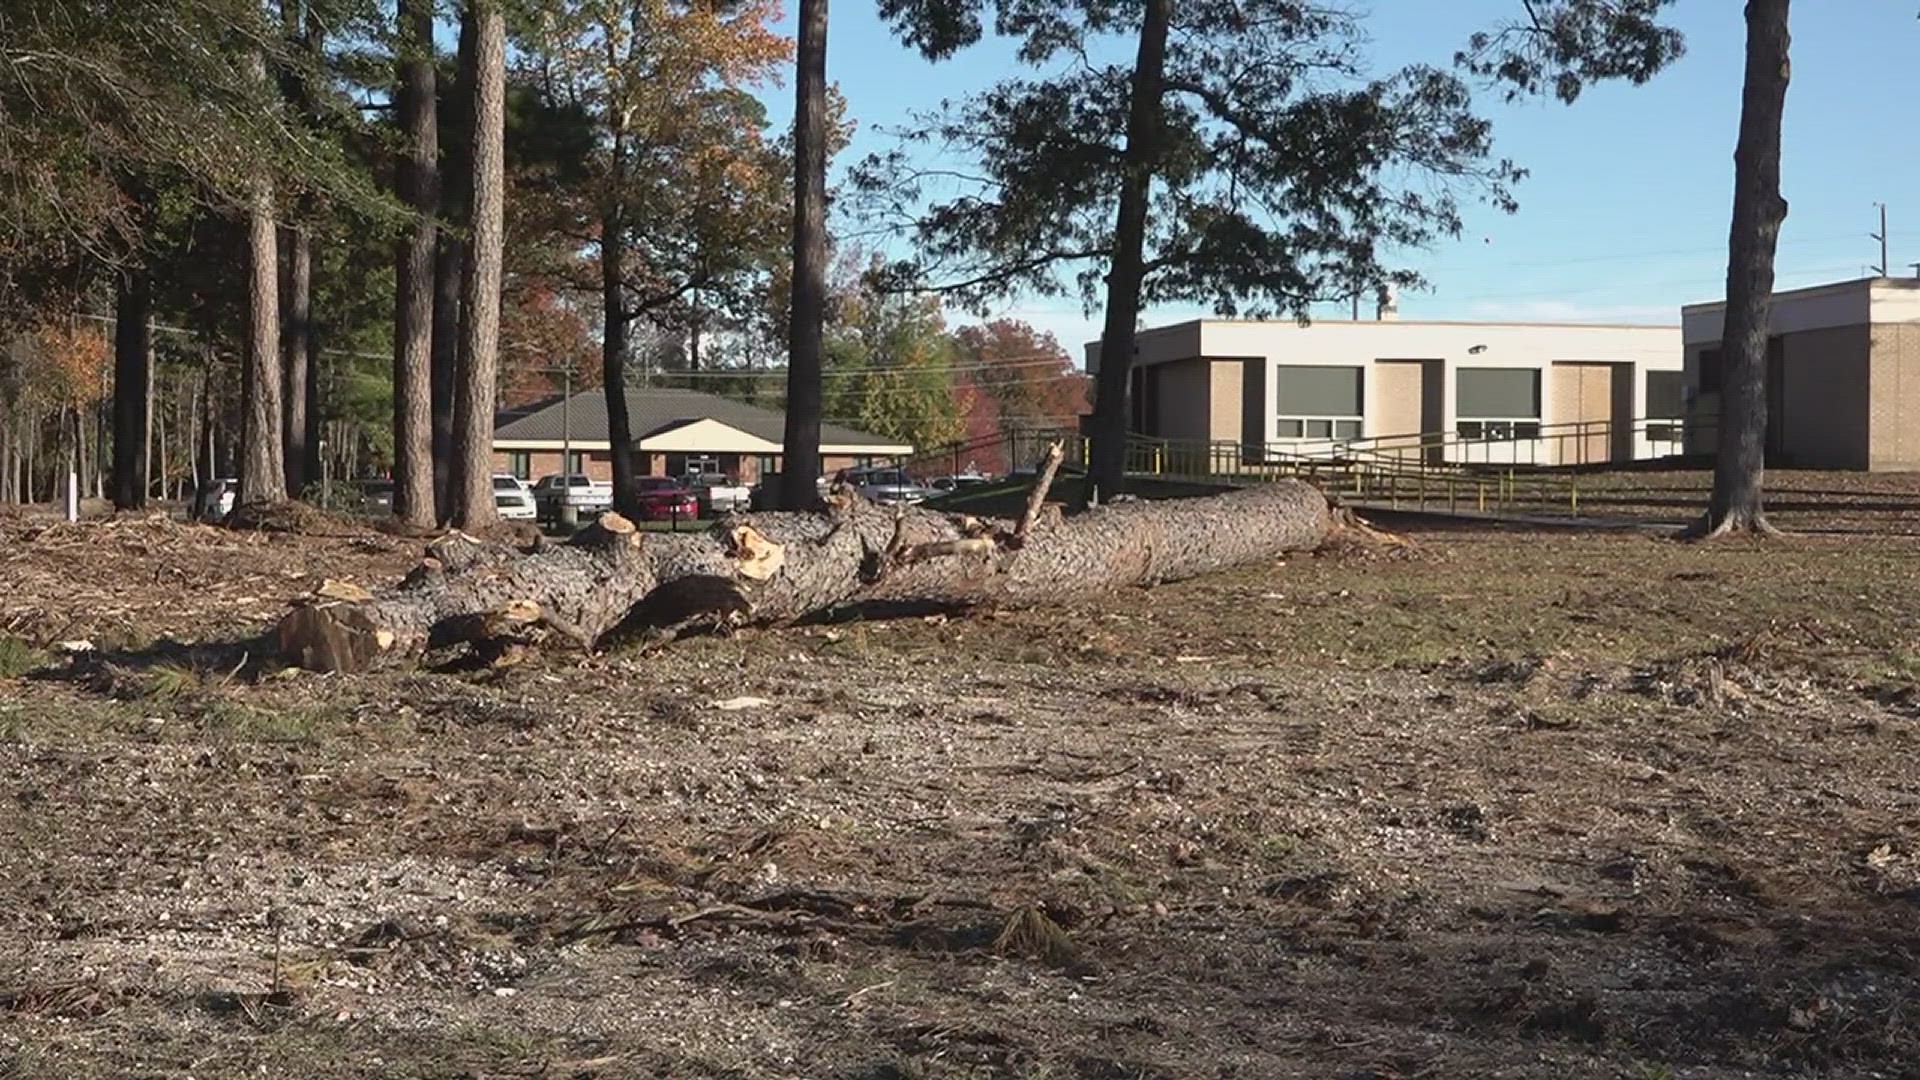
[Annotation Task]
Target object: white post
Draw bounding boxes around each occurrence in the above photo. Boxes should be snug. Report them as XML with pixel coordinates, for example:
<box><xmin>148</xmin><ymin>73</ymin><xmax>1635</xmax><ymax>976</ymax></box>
<box><xmin>561</xmin><ymin>368</ymin><xmax>573</xmax><ymax>479</ymax></box>
<box><xmin>65</xmin><ymin>454</ymin><xmax>79</xmax><ymax>522</ymax></box>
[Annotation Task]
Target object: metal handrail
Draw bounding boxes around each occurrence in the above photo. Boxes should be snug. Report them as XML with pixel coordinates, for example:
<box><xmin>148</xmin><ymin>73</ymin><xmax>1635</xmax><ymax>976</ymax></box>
<box><xmin>884</xmin><ymin>414</ymin><xmax>1713</xmax><ymax>517</ymax></box>
<box><xmin>1329</xmin><ymin>414</ymin><xmax>1706</xmax><ymax>470</ymax></box>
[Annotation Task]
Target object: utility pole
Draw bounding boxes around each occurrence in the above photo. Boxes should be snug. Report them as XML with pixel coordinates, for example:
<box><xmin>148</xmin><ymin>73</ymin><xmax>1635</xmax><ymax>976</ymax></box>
<box><xmin>1871</xmin><ymin>202</ymin><xmax>1889</xmax><ymax>276</ymax></box>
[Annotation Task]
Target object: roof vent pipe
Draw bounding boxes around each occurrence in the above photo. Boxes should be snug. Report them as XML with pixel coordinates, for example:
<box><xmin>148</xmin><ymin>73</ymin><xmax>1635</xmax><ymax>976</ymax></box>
<box><xmin>1375</xmin><ymin>283</ymin><xmax>1399</xmax><ymax>322</ymax></box>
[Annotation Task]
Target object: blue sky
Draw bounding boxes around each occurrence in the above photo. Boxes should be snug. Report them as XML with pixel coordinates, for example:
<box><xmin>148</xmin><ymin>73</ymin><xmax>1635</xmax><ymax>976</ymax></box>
<box><xmin>759</xmin><ymin>1</ymin><xmax>1920</xmax><ymax>354</ymax></box>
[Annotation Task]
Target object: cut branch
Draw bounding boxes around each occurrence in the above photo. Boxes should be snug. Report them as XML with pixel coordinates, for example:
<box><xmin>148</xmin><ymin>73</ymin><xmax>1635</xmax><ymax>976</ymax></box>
<box><xmin>1014</xmin><ymin>441</ymin><xmax>1066</xmax><ymax>544</ymax></box>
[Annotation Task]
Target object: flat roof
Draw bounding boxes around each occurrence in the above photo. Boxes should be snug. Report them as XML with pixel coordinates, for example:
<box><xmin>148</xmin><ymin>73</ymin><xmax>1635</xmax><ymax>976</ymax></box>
<box><xmin>1125</xmin><ymin>316</ymin><xmax>1678</xmax><ymax>336</ymax></box>
<box><xmin>1682</xmin><ymin>275</ymin><xmax>1920</xmax><ymax>314</ymax></box>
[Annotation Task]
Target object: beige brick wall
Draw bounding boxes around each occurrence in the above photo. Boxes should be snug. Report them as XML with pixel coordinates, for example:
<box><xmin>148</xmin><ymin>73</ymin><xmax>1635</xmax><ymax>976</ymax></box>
<box><xmin>1207</xmin><ymin>360</ymin><xmax>1243</xmax><ymax>442</ymax></box>
<box><xmin>1371</xmin><ymin>361</ymin><xmax>1426</xmax><ymax>443</ymax></box>
<box><xmin>1869</xmin><ymin>324</ymin><xmax>1920</xmax><ymax>471</ymax></box>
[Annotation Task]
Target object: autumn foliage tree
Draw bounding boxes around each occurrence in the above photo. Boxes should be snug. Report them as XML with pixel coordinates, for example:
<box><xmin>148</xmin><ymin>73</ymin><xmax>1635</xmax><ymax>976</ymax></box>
<box><xmin>519</xmin><ymin>0</ymin><xmax>789</xmax><ymax>515</ymax></box>
<box><xmin>953</xmin><ymin>319</ymin><xmax>1089</xmax><ymax>431</ymax></box>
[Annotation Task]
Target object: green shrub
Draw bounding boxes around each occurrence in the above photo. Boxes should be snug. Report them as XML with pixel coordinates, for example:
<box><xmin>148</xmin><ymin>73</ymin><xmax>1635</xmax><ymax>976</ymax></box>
<box><xmin>0</xmin><ymin>637</ymin><xmax>48</xmax><ymax>679</ymax></box>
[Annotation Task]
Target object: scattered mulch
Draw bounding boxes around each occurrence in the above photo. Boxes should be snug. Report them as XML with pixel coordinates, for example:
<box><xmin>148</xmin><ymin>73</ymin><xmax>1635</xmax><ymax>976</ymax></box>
<box><xmin>2</xmin><ymin>516</ymin><xmax>1920</xmax><ymax>1077</ymax></box>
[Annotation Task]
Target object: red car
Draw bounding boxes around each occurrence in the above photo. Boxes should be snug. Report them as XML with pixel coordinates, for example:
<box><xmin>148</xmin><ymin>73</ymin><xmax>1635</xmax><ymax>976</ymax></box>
<box><xmin>631</xmin><ymin>476</ymin><xmax>700</xmax><ymax>521</ymax></box>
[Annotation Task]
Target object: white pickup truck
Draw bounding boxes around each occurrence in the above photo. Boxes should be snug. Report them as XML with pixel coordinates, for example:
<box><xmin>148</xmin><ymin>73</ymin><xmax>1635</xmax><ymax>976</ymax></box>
<box><xmin>682</xmin><ymin>472</ymin><xmax>752</xmax><ymax>514</ymax></box>
<box><xmin>530</xmin><ymin>473</ymin><xmax>613</xmax><ymax>524</ymax></box>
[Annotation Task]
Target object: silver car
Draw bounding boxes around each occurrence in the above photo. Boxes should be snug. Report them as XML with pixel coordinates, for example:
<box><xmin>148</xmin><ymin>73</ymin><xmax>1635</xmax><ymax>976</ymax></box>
<box><xmin>842</xmin><ymin>466</ymin><xmax>934</xmax><ymax>505</ymax></box>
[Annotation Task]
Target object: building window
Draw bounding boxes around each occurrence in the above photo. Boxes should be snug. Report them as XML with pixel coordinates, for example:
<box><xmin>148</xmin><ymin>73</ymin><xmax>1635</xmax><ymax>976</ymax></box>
<box><xmin>1645</xmin><ymin>370</ymin><xmax>1686</xmax><ymax>444</ymax></box>
<box><xmin>1273</xmin><ymin>365</ymin><xmax>1363</xmax><ymax>440</ymax></box>
<box><xmin>1696</xmin><ymin>347</ymin><xmax>1723</xmax><ymax>393</ymax></box>
<box><xmin>1456</xmin><ymin>367</ymin><xmax>1541</xmax><ymax>440</ymax></box>
<box><xmin>667</xmin><ymin>453</ymin><xmax>720</xmax><ymax>477</ymax></box>
<box><xmin>505</xmin><ymin>451</ymin><xmax>531</xmax><ymax>480</ymax></box>
<box><xmin>757</xmin><ymin>454</ymin><xmax>779</xmax><ymax>478</ymax></box>
<box><xmin>565</xmin><ymin>450</ymin><xmax>587</xmax><ymax>475</ymax></box>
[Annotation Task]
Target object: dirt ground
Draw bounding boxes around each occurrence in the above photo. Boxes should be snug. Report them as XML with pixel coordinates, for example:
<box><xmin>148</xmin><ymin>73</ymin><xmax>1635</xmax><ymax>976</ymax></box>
<box><xmin>1570</xmin><ymin>468</ymin><xmax>1920</xmax><ymax>535</ymax></box>
<box><xmin>3</xmin><ymin>503</ymin><xmax>1920</xmax><ymax>1079</ymax></box>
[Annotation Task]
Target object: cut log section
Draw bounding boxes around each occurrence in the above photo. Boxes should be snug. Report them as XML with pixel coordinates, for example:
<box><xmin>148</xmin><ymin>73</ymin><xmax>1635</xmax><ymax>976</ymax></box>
<box><xmin>277</xmin><ymin>481</ymin><xmax>1339</xmax><ymax>673</ymax></box>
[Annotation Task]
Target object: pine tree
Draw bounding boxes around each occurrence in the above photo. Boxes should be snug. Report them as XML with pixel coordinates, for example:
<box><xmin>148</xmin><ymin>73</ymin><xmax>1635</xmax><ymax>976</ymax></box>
<box><xmin>448</xmin><ymin>0</ymin><xmax>505</xmax><ymax>529</ymax></box>
<box><xmin>1698</xmin><ymin>0</ymin><xmax>1789</xmax><ymax>536</ymax></box>
<box><xmin>780</xmin><ymin>0</ymin><xmax>829</xmax><ymax>509</ymax></box>
<box><xmin>392</xmin><ymin>0</ymin><xmax>438</xmax><ymax>527</ymax></box>
<box><xmin>865</xmin><ymin>0</ymin><xmax>1522</xmax><ymax>498</ymax></box>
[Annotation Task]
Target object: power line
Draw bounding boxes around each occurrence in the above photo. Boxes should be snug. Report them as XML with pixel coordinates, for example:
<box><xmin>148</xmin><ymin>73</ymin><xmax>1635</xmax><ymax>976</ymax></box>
<box><xmin>74</xmin><ymin>312</ymin><xmax>392</xmax><ymax>364</ymax></box>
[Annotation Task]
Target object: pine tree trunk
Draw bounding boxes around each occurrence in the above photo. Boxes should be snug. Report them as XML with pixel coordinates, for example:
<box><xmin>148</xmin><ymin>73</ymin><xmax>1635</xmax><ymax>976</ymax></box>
<box><xmin>278</xmin><ymin>479</ymin><xmax>1339</xmax><ymax>673</ymax></box>
<box><xmin>305</xmin><ymin>311</ymin><xmax>322</xmax><ymax>485</ymax></box>
<box><xmin>603</xmin><ymin>195</ymin><xmax>641</xmax><ymax>515</ymax></box>
<box><xmin>431</xmin><ymin>237</ymin><xmax>462</xmax><ymax>518</ymax></box>
<box><xmin>152</xmin><ymin>367</ymin><xmax>164</xmax><ymax>501</ymax></box>
<box><xmin>1088</xmin><ymin>0</ymin><xmax>1171</xmax><ymax>501</ymax></box>
<box><xmin>432</xmin><ymin>7</ymin><xmax>478</xmax><ymax>523</ymax></box>
<box><xmin>1697</xmin><ymin>0</ymin><xmax>1791</xmax><ymax>538</ymax></box>
<box><xmin>145</xmin><ymin>349</ymin><xmax>156</xmax><ymax>498</ymax></box>
<box><xmin>1</xmin><ymin>410</ymin><xmax>13</xmax><ymax>503</ymax></box>
<box><xmin>778</xmin><ymin>0</ymin><xmax>829</xmax><ymax>511</ymax></box>
<box><xmin>281</xmin><ymin>224</ymin><xmax>311</xmax><ymax>496</ymax></box>
<box><xmin>110</xmin><ymin>266</ymin><xmax>151</xmax><ymax>510</ymax></box>
<box><xmin>393</xmin><ymin>0</ymin><xmax>439</xmax><ymax>528</ymax></box>
<box><xmin>448</xmin><ymin>1</ymin><xmax>504</xmax><ymax>529</ymax></box>
<box><xmin>24</xmin><ymin>413</ymin><xmax>36</xmax><ymax>503</ymax></box>
<box><xmin>241</xmin><ymin>55</ymin><xmax>287</xmax><ymax>507</ymax></box>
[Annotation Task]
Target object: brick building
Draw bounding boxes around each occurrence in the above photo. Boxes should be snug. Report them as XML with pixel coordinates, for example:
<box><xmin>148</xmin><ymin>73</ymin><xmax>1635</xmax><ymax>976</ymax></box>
<box><xmin>1090</xmin><ymin>314</ymin><xmax>1682</xmax><ymax>467</ymax></box>
<box><xmin>1683</xmin><ymin>276</ymin><xmax>1920</xmax><ymax>470</ymax></box>
<box><xmin>491</xmin><ymin>387</ymin><xmax>912</xmax><ymax>484</ymax></box>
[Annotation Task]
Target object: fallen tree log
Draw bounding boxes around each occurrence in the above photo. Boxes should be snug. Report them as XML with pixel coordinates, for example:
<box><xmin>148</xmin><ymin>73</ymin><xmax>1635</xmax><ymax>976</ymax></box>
<box><xmin>276</xmin><ymin>478</ymin><xmax>1337</xmax><ymax>672</ymax></box>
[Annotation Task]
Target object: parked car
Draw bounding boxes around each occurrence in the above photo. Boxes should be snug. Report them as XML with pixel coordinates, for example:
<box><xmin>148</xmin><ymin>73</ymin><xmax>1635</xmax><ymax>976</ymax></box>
<box><xmin>840</xmin><ymin>465</ymin><xmax>934</xmax><ymax>505</ymax></box>
<box><xmin>492</xmin><ymin>474</ymin><xmax>537</xmax><ymax>521</ymax></box>
<box><xmin>358</xmin><ymin>478</ymin><xmax>395</xmax><ymax>515</ymax></box>
<box><xmin>531</xmin><ymin>473</ymin><xmax>613</xmax><ymax>524</ymax></box>
<box><xmin>631</xmin><ymin>476</ymin><xmax>699</xmax><ymax>521</ymax></box>
<box><xmin>195</xmin><ymin>477</ymin><xmax>239</xmax><ymax>521</ymax></box>
<box><xmin>928</xmin><ymin>472</ymin><xmax>994</xmax><ymax>493</ymax></box>
<box><xmin>681</xmin><ymin>472</ymin><xmax>752</xmax><ymax>514</ymax></box>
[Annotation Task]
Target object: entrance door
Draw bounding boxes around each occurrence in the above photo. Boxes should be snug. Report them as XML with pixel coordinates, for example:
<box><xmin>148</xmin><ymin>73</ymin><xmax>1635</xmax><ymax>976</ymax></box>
<box><xmin>1373</xmin><ymin>360</ymin><xmax>1443</xmax><ymax>465</ymax></box>
<box><xmin>1549</xmin><ymin>362</ymin><xmax>1629</xmax><ymax>465</ymax></box>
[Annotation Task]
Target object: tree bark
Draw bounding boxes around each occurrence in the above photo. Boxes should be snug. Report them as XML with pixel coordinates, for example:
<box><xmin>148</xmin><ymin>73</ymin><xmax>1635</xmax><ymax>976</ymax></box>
<box><xmin>281</xmin><ymin>224</ymin><xmax>311</xmax><ymax>495</ymax></box>
<box><xmin>305</xmin><ymin>315</ymin><xmax>322</xmax><ymax>486</ymax></box>
<box><xmin>278</xmin><ymin>479</ymin><xmax>1337</xmax><ymax>672</ymax></box>
<box><xmin>241</xmin><ymin>80</ymin><xmax>288</xmax><ymax>507</ymax></box>
<box><xmin>431</xmin><ymin>237</ymin><xmax>463</xmax><ymax>515</ymax></box>
<box><xmin>2</xmin><ymin>408</ymin><xmax>14</xmax><ymax>503</ymax></box>
<box><xmin>1696</xmin><ymin>0</ymin><xmax>1791</xmax><ymax>538</ymax></box>
<box><xmin>448</xmin><ymin>1</ymin><xmax>505</xmax><ymax>529</ymax></box>
<box><xmin>393</xmin><ymin>0</ymin><xmax>439</xmax><ymax>528</ymax></box>
<box><xmin>110</xmin><ymin>265</ymin><xmax>151</xmax><ymax>510</ymax></box>
<box><xmin>778</xmin><ymin>0</ymin><xmax>830</xmax><ymax>511</ymax></box>
<box><xmin>433</xmin><ymin>6</ymin><xmax>479</xmax><ymax>522</ymax></box>
<box><xmin>145</xmin><ymin>348</ymin><xmax>156</xmax><ymax>498</ymax></box>
<box><xmin>603</xmin><ymin>197</ymin><xmax>641</xmax><ymax>514</ymax></box>
<box><xmin>1087</xmin><ymin>0</ymin><xmax>1172</xmax><ymax>501</ymax></box>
